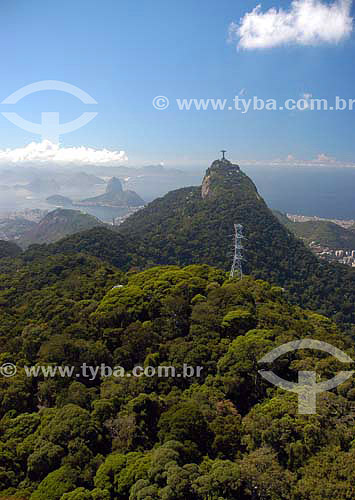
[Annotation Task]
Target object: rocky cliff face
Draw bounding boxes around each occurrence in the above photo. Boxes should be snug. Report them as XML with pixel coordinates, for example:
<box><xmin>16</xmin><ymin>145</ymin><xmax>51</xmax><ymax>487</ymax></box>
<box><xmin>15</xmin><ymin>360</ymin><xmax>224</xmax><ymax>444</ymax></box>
<box><xmin>201</xmin><ymin>172</ymin><xmax>211</xmax><ymax>199</ymax></box>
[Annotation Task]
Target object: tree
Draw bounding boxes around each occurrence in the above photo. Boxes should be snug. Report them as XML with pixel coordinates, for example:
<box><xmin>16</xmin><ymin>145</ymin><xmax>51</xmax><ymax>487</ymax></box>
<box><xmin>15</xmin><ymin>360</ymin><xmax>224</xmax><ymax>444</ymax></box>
<box><xmin>239</xmin><ymin>448</ymin><xmax>295</xmax><ymax>500</ymax></box>
<box><xmin>294</xmin><ymin>446</ymin><xmax>355</xmax><ymax>500</ymax></box>
<box><xmin>193</xmin><ymin>458</ymin><xmax>242</xmax><ymax>499</ymax></box>
<box><xmin>30</xmin><ymin>465</ymin><xmax>78</xmax><ymax>500</ymax></box>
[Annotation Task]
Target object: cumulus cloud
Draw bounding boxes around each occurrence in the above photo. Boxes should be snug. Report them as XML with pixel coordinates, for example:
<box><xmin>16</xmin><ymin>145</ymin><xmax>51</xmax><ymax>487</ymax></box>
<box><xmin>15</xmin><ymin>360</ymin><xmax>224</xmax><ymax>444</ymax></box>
<box><xmin>229</xmin><ymin>0</ymin><xmax>353</xmax><ymax>50</ymax></box>
<box><xmin>0</xmin><ymin>140</ymin><xmax>128</xmax><ymax>165</ymax></box>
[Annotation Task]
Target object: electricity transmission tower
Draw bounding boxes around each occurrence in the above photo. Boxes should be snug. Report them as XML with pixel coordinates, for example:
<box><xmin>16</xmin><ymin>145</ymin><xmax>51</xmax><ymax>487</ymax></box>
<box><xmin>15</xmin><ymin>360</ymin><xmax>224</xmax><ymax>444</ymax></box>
<box><xmin>230</xmin><ymin>223</ymin><xmax>244</xmax><ymax>279</ymax></box>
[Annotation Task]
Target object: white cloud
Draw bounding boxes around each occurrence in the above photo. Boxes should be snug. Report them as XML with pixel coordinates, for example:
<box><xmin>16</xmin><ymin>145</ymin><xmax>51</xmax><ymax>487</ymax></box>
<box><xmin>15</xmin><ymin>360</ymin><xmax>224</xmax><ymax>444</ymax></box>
<box><xmin>229</xmin><ymin>0</ymin><xmax>353</xmax><ymax>50</ymax></box>
<box><xmin>0</xmin><ymin>140</ymin><xmax>128</xmax><ymax>165</ymax></box>
<box><xmin>241</xmin><ymin>152</ymin><xmax>352</xmax><ymax>167</ymax></box>
<box><xmin>315</xmin><ymin>152</ymin><xmax>336</xmax><ymax>162</ymax></box>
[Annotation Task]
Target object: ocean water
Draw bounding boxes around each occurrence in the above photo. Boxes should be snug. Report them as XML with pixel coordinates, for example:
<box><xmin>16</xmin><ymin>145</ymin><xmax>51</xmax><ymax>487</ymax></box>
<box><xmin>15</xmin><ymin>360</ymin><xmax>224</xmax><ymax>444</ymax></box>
<box><xmin>242</xmin><ymin>166</ymin><xmax>355</xmax><ymax>220</ymax></box>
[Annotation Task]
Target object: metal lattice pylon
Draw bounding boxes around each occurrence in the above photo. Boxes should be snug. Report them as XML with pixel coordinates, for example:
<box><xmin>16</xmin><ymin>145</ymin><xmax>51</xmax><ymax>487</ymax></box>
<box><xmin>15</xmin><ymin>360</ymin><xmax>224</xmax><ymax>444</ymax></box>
<box><xmin>230</xmin><ymin>223</ymin><xmax>244</xmax><ymax>279</ymax></box>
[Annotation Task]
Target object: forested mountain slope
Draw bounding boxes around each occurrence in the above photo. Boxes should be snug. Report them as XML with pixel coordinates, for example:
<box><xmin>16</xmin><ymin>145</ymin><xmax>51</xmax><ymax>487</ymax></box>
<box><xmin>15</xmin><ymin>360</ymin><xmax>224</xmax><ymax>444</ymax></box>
<box><xmin>0</xmin><ymin>240</ymin><xmax>22</xmax><ymax>259</ymax></box>
<box><xmin>119</xmin><ymin>159</ymin><xmax>355</xmax><ymax>326</ymax></box>
<box><xmin>274</xmin><ymin>211</ymin><xmax>355</xmax><ymax>250</ymax></box>
<box><xmin>1</xmin><ymin>260</ymin><xmax>355</xmax><ymax>499</ymax></box>
<box><xmin>23</xmin><ymin>159</ymin><xmax>355</xmax><ymax>327</ymax></box>
<box><xmin>19</xmin><ymin>209</ymin><xmax>104</xmax><ymax>248</ymax></box>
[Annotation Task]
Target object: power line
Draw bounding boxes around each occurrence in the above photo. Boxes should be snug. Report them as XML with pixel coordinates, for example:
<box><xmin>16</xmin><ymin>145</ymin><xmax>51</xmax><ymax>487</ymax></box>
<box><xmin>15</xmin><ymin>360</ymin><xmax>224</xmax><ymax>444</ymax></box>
<box><xmin>230</xmin><ymin>223</ymin><xmax>244</xmax><ymax>279</ymax></box>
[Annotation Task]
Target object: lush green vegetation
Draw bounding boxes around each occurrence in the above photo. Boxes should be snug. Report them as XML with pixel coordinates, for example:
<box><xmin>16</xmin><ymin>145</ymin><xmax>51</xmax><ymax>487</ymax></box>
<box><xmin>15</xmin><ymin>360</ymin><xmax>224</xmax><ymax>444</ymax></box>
<box><xmin>275</xmin><ymin>211</ymin><xmax>355</xmax><ymax>250</ymax></box>
<box><xmin>117</xmin><ymin>162</ymin><xmax>355</xmax><ymax>327</ymax></box>
<box><xmin>1</xmin><ymin>162</ymin><xmax>354</xmax><ymax>499</ymax></box>
<box><xmin>0</xmin><ymin>257</ymin><xmax>355</xmax><ymax>500</ymax></box>
<box><xmin>24</xmin><ymin>227</ymin><xmax>136</xmax><ymax>270</ymax></box>
<box><xmin>0</xmin><ymin>240</ymin><xmax>22</xmax><ymax>259</ymax></box>
<box><xmin>21</xmin><ymin>163</ymin><xmax>355</xmax><ymax>329</ymax></box>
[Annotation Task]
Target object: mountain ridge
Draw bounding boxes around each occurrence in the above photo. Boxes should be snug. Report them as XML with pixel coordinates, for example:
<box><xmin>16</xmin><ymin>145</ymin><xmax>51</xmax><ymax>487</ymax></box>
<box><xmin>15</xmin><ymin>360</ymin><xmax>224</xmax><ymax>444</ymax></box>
<box><xmin>274</xmin><ymin>211</ymin><xmax>355</xmax><ymax>250</ymax></box>
<box><xmin>118</xmin><ymin>158</ymin><xmax>355</xmax><ymax>325</ymax></box>
<box><xmin>19</xmin><ymin>209</ymin><xmax>104</xmax><ymax>248</ymax></box>
<box><xmin>24</xmin><ymin>158</ymin><xmax>355</xmax><ymax>326</ymax></box>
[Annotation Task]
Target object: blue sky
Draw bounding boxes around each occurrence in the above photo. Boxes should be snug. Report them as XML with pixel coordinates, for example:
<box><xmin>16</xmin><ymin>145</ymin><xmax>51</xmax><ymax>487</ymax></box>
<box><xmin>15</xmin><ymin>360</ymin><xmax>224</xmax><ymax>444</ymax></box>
<box><xmin>0</xmin><ymin>0</ymin><xmax>354</xmax><ymax>166</ymax></box>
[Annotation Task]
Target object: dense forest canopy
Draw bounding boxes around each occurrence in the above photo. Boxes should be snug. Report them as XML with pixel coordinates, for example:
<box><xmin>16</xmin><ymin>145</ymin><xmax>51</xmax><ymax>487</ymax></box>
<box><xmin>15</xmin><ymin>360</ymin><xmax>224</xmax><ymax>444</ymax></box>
<box><xmin>1</xmin><ymin>255</ymin><xmax>355</xmax><ymax>500</ymax></box>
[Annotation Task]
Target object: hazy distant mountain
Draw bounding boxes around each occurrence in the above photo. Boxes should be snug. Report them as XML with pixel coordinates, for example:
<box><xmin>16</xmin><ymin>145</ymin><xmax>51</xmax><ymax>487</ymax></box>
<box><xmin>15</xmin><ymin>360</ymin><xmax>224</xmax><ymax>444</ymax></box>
<box><xmin>24</xmin><ymin>177</ymin><xmax>61</xmax><ymax>194</ymax></box>
<box><xmin>72</xmin><ymin>164</ymin><xmax>201</xmax><ymax>201</ymax></box>
<box><xmin>106</xmin><ymin>177</ymin><xmax>124</xmax><ymax>194</ymax></box>
<box><xmin>0</xmin><ymin>165</ymin><xmax>201</xmax><ymax>210</ymax></box>
<box><xmin>0</xmin><ymin>217</ymin><xmax>38</xmax><ymax>241</ymax></box>
<box><xmin>60</xmin><ymin>172</ymin><xmax>105</xmax><ymax>189</ymax></box>
<box><xmin>81</xmin><ymin>177</ymin><xmax>145</xmax><ymax>207</ymax></box>
<box><xmin>46</xmin><ymin>195</ymin><xmax>74</xmax><ymax>207</ymax></box>
<box><xmin>77</xmin><ymin>164</ymin><xmax>184</xmax><ymax>178</ymax></box>
<box><xmin>19</xmin><ymin>208</ymin><xmax>104</xmax><ymax>248</ymax></box>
